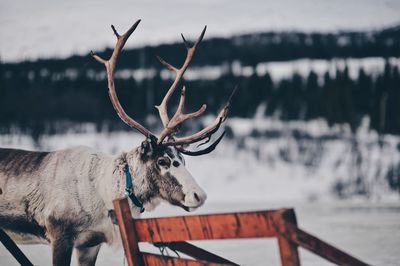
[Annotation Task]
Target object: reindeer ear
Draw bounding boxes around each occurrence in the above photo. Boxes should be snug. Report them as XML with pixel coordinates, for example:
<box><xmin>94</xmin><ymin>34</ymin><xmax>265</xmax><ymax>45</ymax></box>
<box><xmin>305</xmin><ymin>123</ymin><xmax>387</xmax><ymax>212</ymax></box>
<box><xmin>140</xmin><ymin>139</ymin><xmax>153</xmax><ymax>156</ymax></box>
<box><xmin>140</xmin><ymin>137</ymin><xmax>158</xmax><ymax>158</ymax></box>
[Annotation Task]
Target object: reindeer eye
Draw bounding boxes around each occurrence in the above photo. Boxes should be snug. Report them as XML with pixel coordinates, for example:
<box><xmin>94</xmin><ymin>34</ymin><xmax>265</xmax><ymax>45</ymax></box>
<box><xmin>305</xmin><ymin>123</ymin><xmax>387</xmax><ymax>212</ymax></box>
<box><xmin>157</xmin><ymin>158</ymin><xmax>170</xmax><ymax>167</ymax></box>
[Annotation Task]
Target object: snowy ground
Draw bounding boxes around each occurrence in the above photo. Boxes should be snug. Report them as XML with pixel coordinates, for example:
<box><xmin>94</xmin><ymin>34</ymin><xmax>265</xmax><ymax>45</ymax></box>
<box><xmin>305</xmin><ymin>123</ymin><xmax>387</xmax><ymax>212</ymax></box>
<box><xmin>0</xmin><ymin>118</ymin><xmax>399</xmax><ymax>265</ymax></box>
<box><xmin>1</xmin><ymin>202</ymin><xmax>399</xmax><ymax>266</ymax></box>
<box><xmin>1</xmin><ymin>0</ymin><xmax>400</xmax><ymax>62</ymax></box>
<box><xmin>1</xmin><ymin>117</ymin><xmax>398</xmax><ymax>203</ymax></box>
<box><xmin>35</xmin><ymin>57</ymin><xmax>400</xmax><ymax>85</ymax></box>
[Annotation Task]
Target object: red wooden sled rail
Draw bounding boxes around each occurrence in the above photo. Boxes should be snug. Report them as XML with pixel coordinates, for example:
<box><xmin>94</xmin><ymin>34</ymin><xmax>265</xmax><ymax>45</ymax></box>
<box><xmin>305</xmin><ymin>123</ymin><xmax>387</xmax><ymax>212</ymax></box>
<box><xmin>113</xmin><ymin>198</ymin><xmax>370</xmax><ymax>266</ymax></box>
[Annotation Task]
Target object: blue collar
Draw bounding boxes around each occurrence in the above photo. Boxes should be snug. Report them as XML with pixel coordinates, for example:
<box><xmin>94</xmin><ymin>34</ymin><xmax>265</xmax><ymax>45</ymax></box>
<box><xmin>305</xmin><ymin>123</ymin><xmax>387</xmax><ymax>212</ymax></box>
<box><xmin>124</xmin><ymin>164</ymin><xmax>145</xmax><ymax>213</ymax></box>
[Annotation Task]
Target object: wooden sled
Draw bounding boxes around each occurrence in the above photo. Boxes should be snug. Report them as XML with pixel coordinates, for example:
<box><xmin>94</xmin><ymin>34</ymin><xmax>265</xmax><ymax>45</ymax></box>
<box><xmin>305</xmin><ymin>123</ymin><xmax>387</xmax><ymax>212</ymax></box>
<box><xmin>113</xmin><ymin>198</ymin><xmax>370</xmax><ymax>266</ymax></box>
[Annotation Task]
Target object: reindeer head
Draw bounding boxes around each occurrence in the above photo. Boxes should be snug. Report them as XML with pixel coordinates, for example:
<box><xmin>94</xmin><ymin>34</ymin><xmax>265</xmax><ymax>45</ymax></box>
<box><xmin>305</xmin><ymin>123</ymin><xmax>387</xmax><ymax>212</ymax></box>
<box><xmin>92</xmin><ymin>20</ymin><xmax>236</xmax><ymax>212</ymax></box>
<box><xmin>124</xmin><ymin>138</ymin><xmax>206</xmax><ymax>211</ymax></box>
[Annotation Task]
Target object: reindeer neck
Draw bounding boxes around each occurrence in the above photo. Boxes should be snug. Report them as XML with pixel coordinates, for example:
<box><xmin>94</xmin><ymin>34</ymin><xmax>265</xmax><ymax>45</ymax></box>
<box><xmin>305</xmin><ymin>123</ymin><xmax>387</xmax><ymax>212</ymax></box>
<box><xmin>125</xmin><ymin>150</ymin><xmax>161</xmax><ymax>211</ymax></box>
<box><xmin>99</xmin><ymin>149</ymin><xmax>159</xmax><ymax>215</ymax></box>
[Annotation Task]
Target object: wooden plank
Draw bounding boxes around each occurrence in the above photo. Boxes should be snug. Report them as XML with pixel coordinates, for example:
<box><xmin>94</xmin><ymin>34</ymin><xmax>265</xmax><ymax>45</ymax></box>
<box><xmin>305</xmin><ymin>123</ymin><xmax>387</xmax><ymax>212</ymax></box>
<box><xmin>142</xmin><ymin>252</ymin><xmax>232</xmax><ymax>266</ymax></box>
<box><xmin>158</xmin><ymin>241</ymin><xmax>239</xmax><ymax>265</ymax></box>
<box><xmin>275</xmin><ymin>220</ymin><xmax>370</xmax><ymax>266</ymax></box>
<box><xmin>275</xmin><ymin>209</ymin><xmax>300</xmax><ymax>266</ymax></box>
<box><xmin>134</xmin><ymin>211</ymin><xmax>277</xmax><ymax>242</ymax></box>
<box><xmin>113</xmin><ymin>198</ymin><xmax>144</xmax><ymax>266</ymax></box>
<box><xmin>112</xmin><ymin>199</ymin><xmax>369</xmax><ymax>266</ymax></box>
<box><xmin>0</xmin><ymin>228</ymin><xmax>34</xmax><ymax>266</ymax></box>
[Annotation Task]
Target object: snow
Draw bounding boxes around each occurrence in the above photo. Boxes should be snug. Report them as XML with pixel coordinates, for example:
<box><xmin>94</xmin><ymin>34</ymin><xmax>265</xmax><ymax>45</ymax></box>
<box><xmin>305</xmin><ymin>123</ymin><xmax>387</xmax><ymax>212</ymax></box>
<box><xmin>0</xmin><ymin>117</ymin><xmax>399</xmax><ymax>265</ymax></box>
<box><xmin>21</xmin><ymin>57</ymin><xmax>400</xmax><ymax>85</ymax></box>
<box><xmin>1</xmin><ymin>0</ymin><xmax>400</xmax><ymax>62</ymax></box>
<box><xmin>255</xmin><ymin>57</ymin><xmax>400</xmax><ymax>83</ymax></box>
<box><xmin>1</xmin><ymin>202</ymin><xmax>399</xmax><ymax>265</ymax></box>
<box><xmin>131</xmin><ymin>56</ymin><xmax>400</xmax><ymax>83</ymax></box>
<box><xmin>1</xmin><ymin>117</ymin><xmax>398</xmax><ymax>203</ymax></box>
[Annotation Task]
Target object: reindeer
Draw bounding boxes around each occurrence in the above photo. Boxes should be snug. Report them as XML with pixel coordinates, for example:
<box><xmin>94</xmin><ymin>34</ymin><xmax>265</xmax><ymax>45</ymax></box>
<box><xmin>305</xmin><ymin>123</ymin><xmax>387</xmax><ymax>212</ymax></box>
<box><xmin>0</xmin><ymin>20</ymin><xmax>235</xmax><ymax>266</ymax></box>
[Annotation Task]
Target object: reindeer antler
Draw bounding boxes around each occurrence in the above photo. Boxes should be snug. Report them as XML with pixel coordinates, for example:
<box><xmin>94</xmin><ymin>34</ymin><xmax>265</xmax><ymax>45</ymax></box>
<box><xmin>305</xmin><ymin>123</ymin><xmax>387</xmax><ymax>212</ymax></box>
<box><xmin>92</xmin><ymin>21</ymin><xmax>236</xmax><ymax>155</ymax></box>
<box><xmin>163</xmin><ymin>86</ymin><xmax>237</xmax><ymax>146</ymax></box>
<box><xmin>155</xmin><ymin>27</ymin><xmax>236</xmax><ymax>147</ymax></box>
<box><xmin>155</xmin><ymin>26</ymin><xmax>207</xmax><ymax>144</ymax></box>
<box><xmin>91</xmin><ymin>20</ymin><xmax>155</xmax><ymax>138</ymax></box>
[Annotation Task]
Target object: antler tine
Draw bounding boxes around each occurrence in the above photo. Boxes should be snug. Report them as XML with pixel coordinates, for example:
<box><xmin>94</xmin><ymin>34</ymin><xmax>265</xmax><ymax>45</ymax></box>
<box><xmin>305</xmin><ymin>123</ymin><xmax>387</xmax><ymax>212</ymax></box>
<box><xmin>155</xmin><ymin>26</ymin><xmax>207</xmax><ymax>129</ymax></box>
<box><xmin>162</xmin><ymin>86</ymin><xmax>238</xmax><ymax>146</ymax></box>
<box><xmin>182</xmin><ymin>25</ymin><xmax>207</xmax><ymax>49</ymax></box>
<box><xmin>157</xmin><ymin>86</ymin><xmax>207</xmax><ymax>144</ymax></box>
<box><xmin>174</xmin><ymin>86</ymin><xmax>207</xmax><ymax>122</ymax></box>
<box><xmin>156</xmin><ymin>55</ymin><xmax>178</xmax><ymax>72</ymax></box>
<box><xmin>91</xmin><ymin>20</ymin><xmax>155</xmax><ymax>138</ymax></box>
<box><xmin>181</xmin><ymin>33</ymin><xmax>190</xmax><ymax>48</ymax></box>
<box><xmin>177</xmin><ymin>131</ymin><xmax>226</xmax><ymax>156</ymax></box>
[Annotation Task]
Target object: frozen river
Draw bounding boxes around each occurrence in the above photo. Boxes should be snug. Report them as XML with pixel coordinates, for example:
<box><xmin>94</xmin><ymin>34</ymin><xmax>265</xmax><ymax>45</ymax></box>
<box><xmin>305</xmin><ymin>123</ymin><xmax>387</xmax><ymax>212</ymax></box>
<box><xmin>1</xmin><ymin>201</ymin><xmax>399</xmax><ymax>266</ymax></box>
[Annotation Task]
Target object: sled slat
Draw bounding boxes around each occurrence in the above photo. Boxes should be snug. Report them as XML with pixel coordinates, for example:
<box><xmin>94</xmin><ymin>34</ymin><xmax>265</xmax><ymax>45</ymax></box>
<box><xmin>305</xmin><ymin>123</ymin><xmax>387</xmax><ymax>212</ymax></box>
<box><xmin>0</xmin><ymin>229</ymin><xmax>34</xmax><ymax>266</ymax></box>
<box><xmin>113</xmin><ymin>199</ymin><xmax>144</xmax><ymax>266</ymax></box>
<box><xmin>134</xmin><ymin>211</ymin><xmax>276</xmax><ymax>242</ymax></box>
<box><xmin>142</xmin><ymin>252</ymin><xmax>230</xmax><ymax>266</ymax></box>
<box><xmin>155</xmin><ymin>241</ymin><xmax>239</xmax><ymax>265</ymax></box>
<box><xmin>274</xmin><ymin>210</ymin><xmax>300</xmax><ymax>266</ymax></box>
<box><xmin>272</xmin><ymin>216</ymin><xmax>370</xmax><ymax>266</ymax></box>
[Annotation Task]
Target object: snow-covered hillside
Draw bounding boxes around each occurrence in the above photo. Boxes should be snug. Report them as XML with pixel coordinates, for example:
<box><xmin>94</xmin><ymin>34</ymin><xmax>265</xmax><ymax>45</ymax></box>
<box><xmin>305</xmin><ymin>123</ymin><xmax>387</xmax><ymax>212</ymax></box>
<box><xmin>1</xmin><ymin>117</ymin><xmax>399</xmax><ymax>265</ymax></box>
<box><xmin>2</xmin><ymin>0</ymin><xmax>400</xmax><ymax>62</ymax></box>
<box><xmin>1</xmin><ymin>116</ymin><xmax>398</xmax><ymax>203</ymax></box>
<box><xmin>32</xmin><ymin>57</ymin><xmax>400</xmax><ymax>84</ymax></box>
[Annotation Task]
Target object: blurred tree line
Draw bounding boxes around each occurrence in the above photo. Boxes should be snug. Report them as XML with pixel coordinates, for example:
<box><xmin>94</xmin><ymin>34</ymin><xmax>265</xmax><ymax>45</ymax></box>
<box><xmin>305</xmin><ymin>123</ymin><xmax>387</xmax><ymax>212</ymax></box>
<box><xmin>0</xmin><ymin>25</ymin><xmax>399</xmax><ymax>136</ymax></box>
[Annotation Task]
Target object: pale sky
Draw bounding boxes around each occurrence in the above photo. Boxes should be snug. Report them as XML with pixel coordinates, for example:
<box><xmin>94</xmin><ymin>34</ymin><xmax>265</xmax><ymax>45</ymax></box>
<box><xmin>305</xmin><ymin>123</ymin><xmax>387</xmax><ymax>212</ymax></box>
<box><xmin>1</xmin><ymin>0</ymin><xmax>400</xmax><ymax>62</ymax></box>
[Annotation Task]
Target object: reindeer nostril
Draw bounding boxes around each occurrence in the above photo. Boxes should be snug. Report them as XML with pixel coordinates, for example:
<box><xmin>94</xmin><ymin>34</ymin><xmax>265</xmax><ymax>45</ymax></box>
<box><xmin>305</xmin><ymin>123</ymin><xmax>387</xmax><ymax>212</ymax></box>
<box><xmin>193</xmin><ymin>192</ymin><xmax>200</xmax><ymax>202</ymax></box>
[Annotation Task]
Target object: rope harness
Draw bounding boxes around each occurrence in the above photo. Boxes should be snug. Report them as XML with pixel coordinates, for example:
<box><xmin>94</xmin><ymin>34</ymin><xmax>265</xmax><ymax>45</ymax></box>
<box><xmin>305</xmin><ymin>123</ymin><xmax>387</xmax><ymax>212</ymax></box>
<box><xmin>153</xmin><ymin>242</ymin><xmax>181</xmax><ymax>258</ymax></box>
<box><xmin>124</xmin><ymin>164</ymin><xmax>145</xmax><ymax>213</ymax></box>
<box><xmin>124</xmin><ymin>164</ymin><xmax>180</xmax><ymax>257</ymax></box>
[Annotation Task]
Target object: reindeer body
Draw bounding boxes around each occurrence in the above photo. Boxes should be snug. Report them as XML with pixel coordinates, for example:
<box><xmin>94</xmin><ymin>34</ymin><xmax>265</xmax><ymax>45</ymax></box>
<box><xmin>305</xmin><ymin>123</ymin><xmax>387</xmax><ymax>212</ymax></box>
<box><xmin>0</xmin><ymin>146</ymin><xmax>127</xmax><ymax>264</ymax></box>
<box><xmin>0</xmin><ymin>19</ymin><xmax>235</xmax><ymax>265</ymax></box>
<box><xmin>0</xmin><ymin>144</ymin><xmax>204</xmax><ymax>265</ymax></box>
